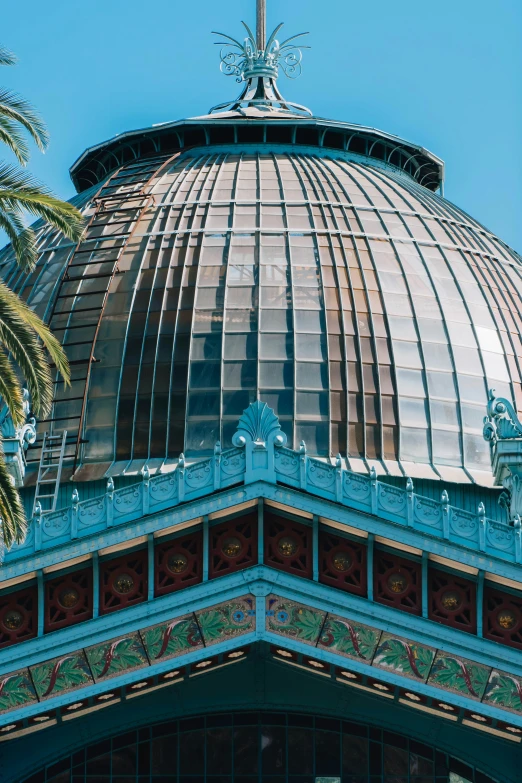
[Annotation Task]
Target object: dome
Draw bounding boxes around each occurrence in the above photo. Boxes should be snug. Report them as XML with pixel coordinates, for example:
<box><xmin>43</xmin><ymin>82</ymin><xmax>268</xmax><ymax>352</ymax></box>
<box><xmin>1</xmin><ymin>31</ymin><xmax>521</xmax><ymax>489</ymax></box>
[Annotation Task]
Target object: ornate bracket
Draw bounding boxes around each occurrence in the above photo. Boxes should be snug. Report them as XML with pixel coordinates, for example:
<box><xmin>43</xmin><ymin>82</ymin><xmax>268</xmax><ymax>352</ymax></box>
<box><xmin>232</xmin><ymin>400</ymin><xmax>287</xmax><ymax>484</ymax></box>
<box><xmin>483</xmin><ymin>390</ymin><xmax>522</xmax><ymax>522</ymax></box>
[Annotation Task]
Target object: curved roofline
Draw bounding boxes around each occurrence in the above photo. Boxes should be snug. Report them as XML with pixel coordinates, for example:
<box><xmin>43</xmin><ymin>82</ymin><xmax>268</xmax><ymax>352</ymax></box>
<box><xmin>69</xmin><ymin>113</ymin><xmax>444</xmax><ymax>194</ymax></box>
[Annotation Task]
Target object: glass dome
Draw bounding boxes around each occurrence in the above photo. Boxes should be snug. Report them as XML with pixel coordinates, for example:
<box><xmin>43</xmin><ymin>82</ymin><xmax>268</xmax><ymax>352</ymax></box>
<box><xmin>1</xmin><ymin>133</ymin><xmax>521</xmax><ymax>486</ymax></box>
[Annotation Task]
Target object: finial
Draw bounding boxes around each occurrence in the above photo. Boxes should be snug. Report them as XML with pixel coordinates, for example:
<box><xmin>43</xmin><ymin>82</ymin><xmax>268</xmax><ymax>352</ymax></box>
<box><xmin>210</xmin><ymin>2</ymin><xmax>311</xmax><ymax>115</ymax></box>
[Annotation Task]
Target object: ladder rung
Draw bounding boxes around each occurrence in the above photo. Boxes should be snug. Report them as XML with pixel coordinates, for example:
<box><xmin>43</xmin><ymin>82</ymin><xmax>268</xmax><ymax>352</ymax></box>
<box><xmin>38</xmin><ymin>479</ymin><xmax>59</xmax><ymax>484</ymax></box>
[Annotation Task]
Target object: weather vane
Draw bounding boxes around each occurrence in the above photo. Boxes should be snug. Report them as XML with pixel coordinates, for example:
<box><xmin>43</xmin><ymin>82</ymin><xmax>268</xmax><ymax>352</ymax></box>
<box><xmin>209</xmin><ymin>0</ymin><xmax>312</xmax><ymax>115</ymax></box>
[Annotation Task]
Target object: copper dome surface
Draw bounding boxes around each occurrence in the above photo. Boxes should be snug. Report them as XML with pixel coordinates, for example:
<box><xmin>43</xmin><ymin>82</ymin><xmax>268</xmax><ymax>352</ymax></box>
<box><xmin>1</xmin><ymin>131</ymin><xmax>521</xmax><ymax>486</ymax></box>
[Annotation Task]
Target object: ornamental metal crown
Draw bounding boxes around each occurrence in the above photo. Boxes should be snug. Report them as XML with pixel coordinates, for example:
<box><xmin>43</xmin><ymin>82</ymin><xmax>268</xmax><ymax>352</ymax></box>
<box><xmin>210</xmin><ymin>9</ymin><xmax>312</xmax><ymax>116</ymax></box>
<box><xmin>213</xmin><ymin>22</ymin><xmax>309</xmax><ymax>82</ymax></box>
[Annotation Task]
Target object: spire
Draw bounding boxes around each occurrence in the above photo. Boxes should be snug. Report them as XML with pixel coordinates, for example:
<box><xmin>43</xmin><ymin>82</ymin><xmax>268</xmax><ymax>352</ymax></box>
<box><xmin>210</xmin><ymin>0</ymin><xmax>311</xmax><ymax>115</ymax></box>
<box><xmin>256</xmin><ymin>0</ymin><xmax>266</xmax><ymax>51</ymax></box>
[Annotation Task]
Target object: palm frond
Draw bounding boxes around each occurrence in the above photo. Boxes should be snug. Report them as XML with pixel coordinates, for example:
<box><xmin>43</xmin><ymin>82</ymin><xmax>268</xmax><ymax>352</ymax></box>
<box><xmin>0</xmin><ymin>163</ymin><xmax>84</xmax><ymax>244</ymax></box>
<box><xmin>0</xmin><ymin>310</ymin><xmax>53</xmax><ymax>418</ymax></box>
<box><xmin>0</xmin><ymin>114</ymin><xmax>30</xmax><ymax>164</ymax></box>
<box><xmin>0</xmin><ymin>208</ymin><xmax>37</xmax><ymax>270</ymax></box>
<box><xmin>0</xmin><ymin>188</ymin><xmax>84</xmax><ymax>240</ymax></box>
<box><xmin>0</xmin><ymin>440</ymin><xmax>26</xmax><ymax>547</ymax></box>
<box><xmin>0</xmin><ymin>88</ymin><xmax>49</xmax><ymax>151</ymax></box>
<box><xmin>0</xmin><ymin>281</ymin><xmax>70</xmax><ymax>414</ymax></box>
<box><xmin>0</xmin><ymin>47</ymin><xmax>16</xmax><ymax>67</ymax></box>
<box><xmin>0</xmin><ymin>346</ymin><xmax>25</xmax><ymax>426</ymax></box>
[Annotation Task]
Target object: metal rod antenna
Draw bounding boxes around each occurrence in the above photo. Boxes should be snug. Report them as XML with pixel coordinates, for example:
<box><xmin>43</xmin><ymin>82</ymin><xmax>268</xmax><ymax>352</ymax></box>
<box><xmin>256</xmin><ymin>0</ymin><xmax>266</xmax><ymax>50</ymax></box>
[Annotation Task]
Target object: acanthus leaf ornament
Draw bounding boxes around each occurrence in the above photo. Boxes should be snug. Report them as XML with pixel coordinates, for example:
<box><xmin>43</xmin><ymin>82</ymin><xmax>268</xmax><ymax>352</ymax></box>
<box><xmin>484</xmin><ymin>390</ymin><xmax>522</xmax><ymax>523</ymax></box>
<box><xmin>483</xmin><ymin>390</ymin><xmax>522</xmax><ymax>443</ymax></box>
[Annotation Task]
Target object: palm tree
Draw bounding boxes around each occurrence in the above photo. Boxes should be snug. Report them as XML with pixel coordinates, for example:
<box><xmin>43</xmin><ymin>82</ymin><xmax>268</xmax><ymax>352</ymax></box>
<box><xmin>0</xmin><ymin>46</ymin><xmax>83</xmax><ymax>269</ymax></box>
<box><xmin>0</xmin><ymin>44</ymin><xmax>84</xmax><ymax>546</ymax></box>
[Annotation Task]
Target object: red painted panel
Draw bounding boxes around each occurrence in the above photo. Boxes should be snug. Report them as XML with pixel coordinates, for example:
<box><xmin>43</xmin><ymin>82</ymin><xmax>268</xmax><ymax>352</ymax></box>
<box><xmin>319</xmin><ymin>530</ymin><xmax>367</xmax><ymax>597</ymax></box>
<box><xmin>264</xmin><ymin>511</ymin><xmax>312</xmax><ymax>579</ymax></box>
<box><xmin>483</xmin><ymin>583</ymin><xmax>522</xmax><ymax>649</ymax></box>
<box><xmin>99</xmin><ymin>550</ymin><xmax>147</xmax><ymax>614</ymax></box>
<box><xmin>428</xmin><ymin>568</ymin><xmax>476</xmax><ymax>634</ymax></box>
<box><xmin>45</xmin><ymin>567</ymin><xmax>93</xmax><ymax>633</ymax></box>
<box><xmin>209</xmin><ymin>512</ymin><xmax>258</xmax><ymax>579</ymax></box>
<box><xmin>374</xmin><ymin>550</ymin><xmax>421</xmax><ymax>616</ymax></box>
<box><xmin>0</xmin><ymin>586</ymin><xmax>37</xmax><ymax>648</ymax></box>
<box><xmin>155</xmin><ymin>531</ymin><xmax>202</xmax><ymax>596</ymax></box>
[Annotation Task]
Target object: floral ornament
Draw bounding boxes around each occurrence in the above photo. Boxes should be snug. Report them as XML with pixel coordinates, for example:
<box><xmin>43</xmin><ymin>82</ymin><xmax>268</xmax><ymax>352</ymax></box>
<box><xmin>318</xmin><ymin>616</ymin><xmax>381</xmax><ymax>662</ymax></box>
<box><xmin>0</xmin><ymin>672</ymin><xmax>36</xmax><ymax>712</ymax></box>
<box><xmin>428</xmin><ymin>653</ymin><xmax>490</xmax><ymax>700</ymax></box>
<box><xmin>213</xmin><ymin>22</ymin><xmax>310</xmax><ymax>82</ymax></box>
<box><xmin>86</xmin><ymin>634</ymin><xmax>148</xmax><ymax>681</ymax></box>
<box><xmin>30</xmin><ymin>653</ymin><xmax>92</xmax><ymax>699</ymax></box>
<box><xmin>196</xmin><ymin>598</ymin><xmax>255</xmax><ymax>645</ymax></box>
<box><xmin>373</xmin><ymin>635</ymin><xmax>435</xmax><ymax>681</ymax></box>
<box><xmin>142</xmin><ymin>616</ymin><xmax>203</xmax><ymax>661</ymax></box>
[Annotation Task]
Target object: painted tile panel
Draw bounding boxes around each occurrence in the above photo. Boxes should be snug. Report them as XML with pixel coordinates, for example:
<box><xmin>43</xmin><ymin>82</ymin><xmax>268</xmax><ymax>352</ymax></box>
<box><xmin>317</xmin><ymin>614</ymin><xmax>381</xmax><ymax>662</ymax></box>
<box><xmin>86</xmin><ymin>632</ymin><xmax>149</xmax><ymax>681</ymax></box>
<box><xmin>141</xmin><ymin>614</ymin><xmax>204</xmax><ymax>662</ymax></box>
<box><xmin>428</xmin><ymin>652</ymin><xmax>490</xmax><ymax>700</ymax></box>
<box><xmin>266</xmin><ymin>595</ymin><xmax>326</xmax><ymax>646</ymax></box>
<box><xmin>372</xmin><ymin>632</ymin><xmax>435</xmax><ymax>681</ymax></box>
<box><xmin>30</xmin><ymin>652</ymin><xmax>92</xmax><ymax>700</ymax></box>
<box><xmin>483</xmin><ymin>670</ymin><xmax>522</xmax><ymax>715</ymax></box>
<box><xmin>0</xmin><ymin>669</ymin><xmax>37</xmax><ymax>713</ymax></box>
<box><xmin>196</xmin><ymin>596</ymin><xmax>256</xmax><ymax>646</ymax></box>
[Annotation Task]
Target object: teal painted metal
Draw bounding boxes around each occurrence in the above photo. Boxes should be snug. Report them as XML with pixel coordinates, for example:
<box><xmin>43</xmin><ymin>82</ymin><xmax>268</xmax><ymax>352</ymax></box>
<box><xmin>3</xmin><ymin>403</ymin><xmax>519</xmax><ymax>570</ymax></box>
<box><xmin>1</xmin><ymin>565</ymin><xmax>521</xmax><ymax>706</ymax></box>
<box><xmin>1</xmin><ymin>653</ymin><xmax>516</xmax><ymax>783</ymax></box>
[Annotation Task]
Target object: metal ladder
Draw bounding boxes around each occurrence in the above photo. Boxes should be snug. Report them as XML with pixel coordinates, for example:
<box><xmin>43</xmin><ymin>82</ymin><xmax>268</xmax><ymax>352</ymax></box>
<box><xmin>32</xmin><ymin>431</ymin><xmax>67</xmax><ymax>516</ymax></box>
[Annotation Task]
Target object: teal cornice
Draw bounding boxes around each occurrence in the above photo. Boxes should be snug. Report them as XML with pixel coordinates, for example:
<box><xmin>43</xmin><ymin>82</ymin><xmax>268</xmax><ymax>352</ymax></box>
<box><xmin>3</xmin><ymin>402</ymin><xmax>519</xmax><ymax>576</ymax></box>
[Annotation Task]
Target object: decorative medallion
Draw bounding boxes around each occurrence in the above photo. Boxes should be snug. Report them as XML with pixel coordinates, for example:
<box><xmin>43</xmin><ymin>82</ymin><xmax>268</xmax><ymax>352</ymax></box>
<box><xmin>167</xmin><ymin>553</ymin><xmax>188</xmax><ymax>574</ymax></box>
<box><xmin>266</xmin><ymin>596</ymin><xmax>326</xmax><ymax>647</ymax></box>
<box><xmin>374</xmin><ymin>551</ymin><xmax>421</xmax><ymax>615</ymax></box>
<box><xmin>440</xmin><ymin>590</ymin><xmax>462</xmax><ymax>611</ymax></box>
<box><xmin>58</xmin><ymin>588</ymin><xmax>80</xmax><ymax>609</ymax></box>
<box><xmin>0</xmin><ymin>587</ymin><xmax>37</xmax><ymax>648</ymax></box>
<box><xmin>155</xmin><ymin>532</ymin><xmax>202</xmax><ymax>596</ymax></box>
<box><xmin>332</xmin><ymin>552</ymin><xmax>352</xmax><ymax>572</ymax></box>
<box><xmin>100</xmin><ymin>551</ymin><xmax>147</xmax><ymax>614</ymax></box>
<box><xmin>429</xmin><ymin>569</ymin><xmax>476</xmax><ymax>634</ymax></box>
<box><xmin>497</xmin><ymin>609</ymin><xmax>517</xmax><ymax>629</ymax></box>
<box><xmin>277</xmin><ymin>536</ymin><xmax>299</xmax><ymax>556</ymax></box>
<box><xmin>209</xmin><ymin>514</ymin><xmax>257</xmax><ymax>578</ymax></box>
<box><xmin>222</xmin><ymin>537</ymin><xmax>242</xmax><ymax>557</ymax></box>
<box><xmin>113</xmin><ymin>573</ymin><xmax>135</xmax><ymax>595</ymax></box>
<box><xmin>2</xmin><ymin>610</ymin><xmax>23</xmax><ymax>630</ymax></box>
<box><xmin>195</xmin><ymin>596</ymin><xmax>256</xmax><ymax>646</ymax></box>
<box><xmin>483</xmin><ymin>584</ymin><xmax>522</xmax><ymax>649</ymax></box>
<box><xmin>264</xmin><ymin>512</ymin><xmax>312</xmax><ymax>578</ymax></box>
<box><xmin>387</xmin><ymin>572</ymin><xmax>409</xmax><ymax>594</ymax></box>
<box><xmin>45</xmin><ymin>567</ymin><xmax>92</xmax><ymax>633</ymax></box>
<box><xmin>319</xmin><ymin>531</ymin><xmax>367</xmax><ymax>597</ymax></box>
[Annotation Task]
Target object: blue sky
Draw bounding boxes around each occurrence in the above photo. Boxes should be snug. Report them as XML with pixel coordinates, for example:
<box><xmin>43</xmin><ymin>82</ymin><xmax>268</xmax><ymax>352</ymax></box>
<box><xmin>2</xmin><ymin>0</ymin><xmax>521</xmax><ymax>252</ymax></box>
